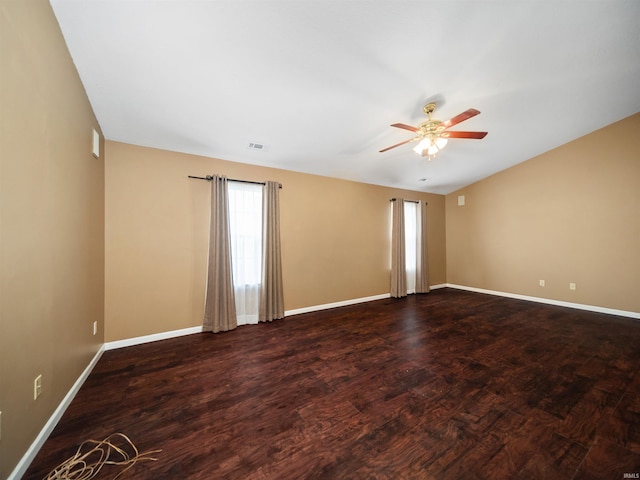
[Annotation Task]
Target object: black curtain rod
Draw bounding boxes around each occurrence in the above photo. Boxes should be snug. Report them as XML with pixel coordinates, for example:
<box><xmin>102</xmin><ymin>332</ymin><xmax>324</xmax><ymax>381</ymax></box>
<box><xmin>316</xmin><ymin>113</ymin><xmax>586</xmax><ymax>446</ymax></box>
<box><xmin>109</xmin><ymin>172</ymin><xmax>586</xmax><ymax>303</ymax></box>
<box><xmin>390</xmin><ymin>198</ymin><xmax>421</xmax><ymax>203</ymax></box>
<box><xmin>188</xmin><ymin>175</ymin><xmax>282</xmax><ymax>189</ymax></box>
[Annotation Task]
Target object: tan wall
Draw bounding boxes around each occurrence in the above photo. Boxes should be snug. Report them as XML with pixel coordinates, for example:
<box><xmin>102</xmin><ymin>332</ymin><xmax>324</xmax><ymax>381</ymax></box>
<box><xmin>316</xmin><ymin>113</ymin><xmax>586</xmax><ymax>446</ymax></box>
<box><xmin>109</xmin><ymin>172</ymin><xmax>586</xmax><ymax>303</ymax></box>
<box><xmin>105</xmin><ymin>141</ymin><xmax>446</xmax><ymax>341</ymax></box>
<box><xmin>0</xmin><ymin>1</ymin><xmax>105</xmax><ymax>477</ymax></box>
<box><xmin>446</xmin><ymin>113</ymin><xmax>640</xmax><ymax>313</ymax></box>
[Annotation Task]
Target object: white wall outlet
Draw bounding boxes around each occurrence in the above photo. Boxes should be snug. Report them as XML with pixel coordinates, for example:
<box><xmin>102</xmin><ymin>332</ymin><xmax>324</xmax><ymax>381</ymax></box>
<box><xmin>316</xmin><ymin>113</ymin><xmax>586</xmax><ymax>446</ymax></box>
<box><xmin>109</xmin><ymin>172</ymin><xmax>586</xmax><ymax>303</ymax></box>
<box><xmin>539</xmin><ymin>280</ymin><xmax>545</xmax><ymax>287</ymax></box>
<box><xmin>569</xmin><ymin>282</ymin><xmax>576</xmax><ymax>291</ymax></box>
<box><xmin>34</xmin><ymin>374</ymin><xmax>42</xmax><ymax>400</ymax></box>
<box><xmin>93</xmin><ymin>321</ymin><xmax>97</xmax><ymax>336</ymax></box>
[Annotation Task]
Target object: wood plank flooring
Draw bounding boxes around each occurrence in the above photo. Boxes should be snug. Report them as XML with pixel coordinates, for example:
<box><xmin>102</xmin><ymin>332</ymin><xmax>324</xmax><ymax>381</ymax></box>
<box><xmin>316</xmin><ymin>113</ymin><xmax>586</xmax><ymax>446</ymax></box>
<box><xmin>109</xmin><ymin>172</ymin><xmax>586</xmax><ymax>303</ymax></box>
<box><xmin>24</xmin><ymin>289</ymin><xmax>640</xmax><ymax>479</ymax></box>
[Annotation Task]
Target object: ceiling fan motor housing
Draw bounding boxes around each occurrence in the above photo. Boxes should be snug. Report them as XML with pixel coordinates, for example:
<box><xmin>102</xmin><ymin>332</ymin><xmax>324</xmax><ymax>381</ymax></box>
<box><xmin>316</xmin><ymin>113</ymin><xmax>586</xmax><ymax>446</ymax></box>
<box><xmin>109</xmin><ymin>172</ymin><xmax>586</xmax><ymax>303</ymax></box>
<box><xmin>418</xmin><ymin>120</ymin><xmax>445</xmax><ymax>139</ymax></box>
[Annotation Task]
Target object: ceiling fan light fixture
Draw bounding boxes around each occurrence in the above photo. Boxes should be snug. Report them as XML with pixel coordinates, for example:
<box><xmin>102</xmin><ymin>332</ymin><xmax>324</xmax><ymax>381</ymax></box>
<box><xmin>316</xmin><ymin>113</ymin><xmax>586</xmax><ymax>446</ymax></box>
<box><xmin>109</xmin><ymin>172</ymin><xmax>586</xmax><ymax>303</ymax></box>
<box><xmin>413</xmin><ymin>136</ymin><xmax>448</xmax><ymax>157</ymax></box>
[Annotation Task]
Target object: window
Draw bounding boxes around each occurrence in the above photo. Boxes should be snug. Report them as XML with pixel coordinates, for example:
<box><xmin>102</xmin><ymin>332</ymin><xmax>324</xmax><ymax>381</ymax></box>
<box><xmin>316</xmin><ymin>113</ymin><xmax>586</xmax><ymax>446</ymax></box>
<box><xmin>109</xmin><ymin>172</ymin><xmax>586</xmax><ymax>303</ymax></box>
<box><xmin>227</xmin><ymin>182</ymin><xmax>262</xmax><ymax>324</ymax></box>
<box><xmin>404</xmin><ymin>201</ymin><xmax>417</xmax><ymax>294</ymax></box>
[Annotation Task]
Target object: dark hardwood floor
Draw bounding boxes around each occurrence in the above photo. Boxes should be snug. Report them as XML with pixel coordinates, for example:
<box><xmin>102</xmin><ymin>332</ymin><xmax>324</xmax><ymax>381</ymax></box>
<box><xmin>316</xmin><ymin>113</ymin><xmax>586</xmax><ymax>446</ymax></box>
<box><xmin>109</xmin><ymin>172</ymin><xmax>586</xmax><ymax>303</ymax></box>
<box><xmin>24</xmin><ymin>289</ymin><xmax>640</xmax><ymax>479</ymax></box>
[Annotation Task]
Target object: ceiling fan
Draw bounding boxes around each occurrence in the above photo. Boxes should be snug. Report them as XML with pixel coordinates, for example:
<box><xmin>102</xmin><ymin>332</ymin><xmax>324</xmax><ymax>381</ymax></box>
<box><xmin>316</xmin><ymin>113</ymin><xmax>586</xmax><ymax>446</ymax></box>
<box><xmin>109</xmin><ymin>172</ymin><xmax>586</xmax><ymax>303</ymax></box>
<box><xmin>380</xmin><ymin>102</ymin><xmax>487</xmax><ymax>158</ymax></box>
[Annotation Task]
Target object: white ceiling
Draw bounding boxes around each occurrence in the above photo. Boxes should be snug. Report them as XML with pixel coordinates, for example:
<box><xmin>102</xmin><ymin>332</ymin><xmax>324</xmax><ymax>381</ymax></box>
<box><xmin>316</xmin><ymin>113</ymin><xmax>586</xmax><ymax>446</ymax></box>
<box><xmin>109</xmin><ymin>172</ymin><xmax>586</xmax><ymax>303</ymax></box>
<box><xmin>50</xmin><ymin>0</ymin><xmax>640</xmax><ymax>194</ymax></box>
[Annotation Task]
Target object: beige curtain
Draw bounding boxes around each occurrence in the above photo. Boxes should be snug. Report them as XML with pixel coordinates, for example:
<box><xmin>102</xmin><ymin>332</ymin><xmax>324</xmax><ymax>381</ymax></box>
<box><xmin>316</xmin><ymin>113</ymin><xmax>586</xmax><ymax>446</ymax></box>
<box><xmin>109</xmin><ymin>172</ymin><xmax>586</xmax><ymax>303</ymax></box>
<box><xmin>203</xmin><ymin>175</ymin><xmax>237</xmax><ymax>333</ymax></box>
<box><xmin>390</xmin><ymin>198</ymin><xmax>407</xmax><ymax>298</ymax></box>
<box><xmin>259</xmin><ymin>181</ymin><xmax>284</xmax><ymax>322</ymax></box>
<box><xmin>415</xmin><ymin>202</ymin><xmax>430</xmax><ymax>294</ymax></box>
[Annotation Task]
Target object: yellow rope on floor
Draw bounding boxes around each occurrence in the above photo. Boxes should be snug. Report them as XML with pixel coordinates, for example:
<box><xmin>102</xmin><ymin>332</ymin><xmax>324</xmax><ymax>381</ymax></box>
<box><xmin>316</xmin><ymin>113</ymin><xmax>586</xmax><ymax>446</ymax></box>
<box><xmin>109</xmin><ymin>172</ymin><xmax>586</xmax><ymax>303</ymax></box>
<box><xmin>43</xmin><ymin>433</ymin><xmax>161</xmax><ymax>480</ymax></box>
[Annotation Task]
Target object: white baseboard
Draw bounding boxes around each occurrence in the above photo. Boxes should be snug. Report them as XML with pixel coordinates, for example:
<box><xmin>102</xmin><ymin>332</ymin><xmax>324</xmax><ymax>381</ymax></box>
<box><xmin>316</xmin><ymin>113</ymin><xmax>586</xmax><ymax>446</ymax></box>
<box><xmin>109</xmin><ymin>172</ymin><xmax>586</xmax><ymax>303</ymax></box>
<box><xmin>284</xmin><ymin>293</ymin><xmax>392</xmax><ymax>316</ymax></box>
<box><xmin>103</xmin><ymin>287</ymin><xmax>451</xmax><ymax>350</ymax></box>
<box><xmin>102</xmin><ymin>294</ymin><xmax>395</xmax><ymax>351</ymax></box>
<box><xmin>282</xmin><ymin>284</ymin><xmax>447</xmax><ymax>317</ymax></box>
<box><xmin>104</xmin><ymin>326</ymin><xmax>203</xmax><ymax>351</ymax></box>
<box><xmin>105</xmin><ymin>289</ymin><xmax>449</xmax><ymax>349</ymax></box>
<box><xmin>8</xmin><ymin>346</ymin><xmax>105</xmax><ymax>480</ymax></box>
<box><xmin>446</xmin><ymin>284</ymin><xmax>640</xmax><ymax>319</ymax></box>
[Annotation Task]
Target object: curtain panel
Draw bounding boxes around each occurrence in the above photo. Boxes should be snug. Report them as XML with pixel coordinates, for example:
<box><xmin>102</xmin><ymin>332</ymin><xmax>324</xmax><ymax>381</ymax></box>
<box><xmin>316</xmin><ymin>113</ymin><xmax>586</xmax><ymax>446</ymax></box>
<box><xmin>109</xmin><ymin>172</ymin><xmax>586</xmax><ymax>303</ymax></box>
<box><xmin>415</xmin><ymin>202</ymin><xmax>430</xmax><ymax>294</ymax></box>
<box><xmin>259</xmin><ymin>181</ymin><xmax>285</xmax><ymax>322</ymax></box>
<box><xmin>390</xmin><ymin>198</ymin><xmax>407</xmax><ymax>298</ymax></box>
<box><xmin>203</xmin><ymin>175</ymin><xmax>238</xmax><ymax>333</ymax></box>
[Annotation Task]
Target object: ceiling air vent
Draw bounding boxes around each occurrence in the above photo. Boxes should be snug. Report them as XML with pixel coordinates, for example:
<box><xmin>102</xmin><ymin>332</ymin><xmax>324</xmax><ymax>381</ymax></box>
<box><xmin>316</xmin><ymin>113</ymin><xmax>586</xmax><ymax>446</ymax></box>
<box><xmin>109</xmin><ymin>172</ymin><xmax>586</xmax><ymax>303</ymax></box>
<box><xmin>247</xmin><ymin>142</ymin><xmax>269</xmax><ymax>151</ymax></box>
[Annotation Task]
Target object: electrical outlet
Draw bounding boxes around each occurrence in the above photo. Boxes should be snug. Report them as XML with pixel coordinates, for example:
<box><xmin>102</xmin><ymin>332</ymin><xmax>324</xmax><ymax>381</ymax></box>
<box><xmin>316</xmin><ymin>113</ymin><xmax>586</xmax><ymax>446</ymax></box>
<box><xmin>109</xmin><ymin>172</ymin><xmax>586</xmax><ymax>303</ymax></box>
<box><xmin>539</xmin><ymin>280</ymin><xmax>545</xmax><ymax>287</ymax></box>
<box><xmin>569</xmin><ymin>282</ymin><xmax>576</xmax><ymax>291</ymax></box>
<box><xmin>93</xmin><ymin>321</ymin><xmax>97</xmax><ymax>336</ymax></box>
<box><xmin>34</xmin><ymin>374</ymin><xmax>42</xmax><ymax>400</ymax></box>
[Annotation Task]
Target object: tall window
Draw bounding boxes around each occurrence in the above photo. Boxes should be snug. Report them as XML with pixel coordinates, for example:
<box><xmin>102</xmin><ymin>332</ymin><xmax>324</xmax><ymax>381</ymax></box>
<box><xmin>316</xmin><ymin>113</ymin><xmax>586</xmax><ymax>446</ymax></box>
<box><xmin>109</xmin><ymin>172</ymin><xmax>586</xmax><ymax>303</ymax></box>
<box><xmin>404</xmin><ymin>201</ymin><xmax>417</xmax><ymax>294</ymax></box>
<box><xmin>227</xmin><ymin>182</ymin><xmax>262</xmax><ymax>325</ymax></box>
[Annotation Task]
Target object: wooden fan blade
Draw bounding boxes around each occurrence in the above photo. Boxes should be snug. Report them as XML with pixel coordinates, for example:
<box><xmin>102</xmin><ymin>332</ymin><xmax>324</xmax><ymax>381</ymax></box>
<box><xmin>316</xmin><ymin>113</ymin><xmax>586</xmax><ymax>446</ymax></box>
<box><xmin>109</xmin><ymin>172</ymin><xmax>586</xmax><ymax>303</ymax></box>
<box><xmin>390</xmin><ymin>123</ymin><xmax>419</xmax><ymax>132</ymax></box>
<box><xmin>441</xmin><ymin>131</ymin><xmax>488</xmax><ymax>139</ymax></box>
<box><xmin>379</xmin><ymin>137</ymin><xmax>419</xmax><ymax>153</ymax></box>
<box><xmin>442</xmin><ymin>109</ymin><xmax>480</xmax><ymax>129</ymax></box>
